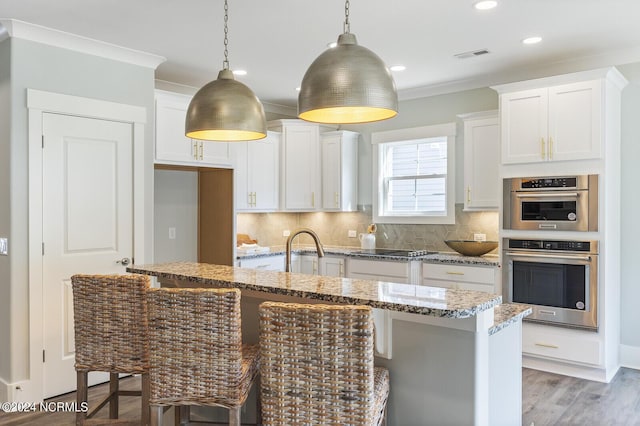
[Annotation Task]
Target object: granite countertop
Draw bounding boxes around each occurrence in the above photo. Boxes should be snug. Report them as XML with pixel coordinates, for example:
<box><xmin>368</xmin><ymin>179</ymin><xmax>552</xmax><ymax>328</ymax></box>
<box><xmin>128</xmin><ymin>262</ymin><xmax>501</xmax><ymax>319</ymax></box>
<box><xmin>237</xmin><ymin>246</ymin><xmax>500</xmax><ymax>266</ymax></box>
<box><xmin>489</xmin><ymin>303</ymin><xmax>532</xmax><ymax>336</ymax></box>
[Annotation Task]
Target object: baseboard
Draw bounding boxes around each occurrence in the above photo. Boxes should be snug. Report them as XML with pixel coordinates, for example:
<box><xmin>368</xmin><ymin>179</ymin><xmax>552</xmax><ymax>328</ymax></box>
<box><xmin>620</xmin><ymin>344</ymin><xmax>640</xmax><ymax>370</ymax></box>
<box><xmin>0</xmin><ymin>377</ymin><xmax>38</xmax><ymax>403</ymax></box>
<box><xmin>0</xmin><ymin>377</ymin><xmax>8</xmax><ymax>402</ymax></box>
<box><xmin>523</xmin><ymin>355</ymin><xmax>617</xmax><ymax>383</ymax></box>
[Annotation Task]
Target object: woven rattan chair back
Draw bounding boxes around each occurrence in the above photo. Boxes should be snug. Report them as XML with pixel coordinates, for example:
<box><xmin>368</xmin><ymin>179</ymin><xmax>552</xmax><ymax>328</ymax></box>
<box><xmin>146</xmin><ymin>287</ymin><xmax>259</xmax><ymax>426</ymax></box>
<box><xmin>71</xmin><ymin>273</ymin><xmax>151</xmax><ymax>425</ymax></box>
<box><xmin>259</xmin><ymin>302</ymin><xmax>389</xmax><ymax>426</ymax></box>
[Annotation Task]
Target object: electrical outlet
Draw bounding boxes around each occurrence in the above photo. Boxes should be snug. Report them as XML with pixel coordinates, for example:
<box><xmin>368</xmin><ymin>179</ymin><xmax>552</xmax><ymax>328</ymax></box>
<box><xmin>473</xmin><ymin>233</ymin><xmax>486</xmax><ymax>242</ymax></box>
<box><xmin>168</xmin><ymin>227</ymin><xmax>176</xmax><ymax>240</ymax></box>
<box><xmin>283</xmin><ymin>230</ymin><xmax>290</xmax><ymax>237</ymax></box>
<box><xmin>348</xmin><ymin>230</ymin><xmax>357</xmax><ymax>238</ymax></box>
<box><xmin>0</xmin><ymin>237</ymin><xmax>7</xmax><ymax>255</ymax></box>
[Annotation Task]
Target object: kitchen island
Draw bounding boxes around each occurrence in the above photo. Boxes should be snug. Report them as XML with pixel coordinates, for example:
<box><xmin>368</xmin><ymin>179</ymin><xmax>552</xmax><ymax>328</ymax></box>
<box><xmin>128</xmin><ymin>262</ymin><xmax>530</xmax><ymax>426</ymax></box>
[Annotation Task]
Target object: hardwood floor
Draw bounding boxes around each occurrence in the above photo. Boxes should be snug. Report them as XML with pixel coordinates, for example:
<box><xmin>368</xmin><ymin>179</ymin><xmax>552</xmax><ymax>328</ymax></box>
<box><xmin>1</xmin><ymin>367</ymin><xmax>639</xmax><ymax>425</ymax></box>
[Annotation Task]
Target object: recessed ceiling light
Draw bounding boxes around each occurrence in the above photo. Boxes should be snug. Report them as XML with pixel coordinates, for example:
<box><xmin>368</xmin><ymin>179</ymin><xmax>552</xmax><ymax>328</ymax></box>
<box><xmin>474</xmin><ymin>1</ymin><xmax>497</xmax><ymax>10</ymax></box>
<box><xmin>390</xmin><ymin>65</ymin><xmax>406</xmax><ymax>72</ymax></box>
<box><xmin>232</xmin><ymin>69</ymin><xmax>247</xmax><ymax>76</ymax></box>
<box><xmin>522</xmin><ymin>36</ymin><xmax>542</xmax><ymax>45</ymax></box>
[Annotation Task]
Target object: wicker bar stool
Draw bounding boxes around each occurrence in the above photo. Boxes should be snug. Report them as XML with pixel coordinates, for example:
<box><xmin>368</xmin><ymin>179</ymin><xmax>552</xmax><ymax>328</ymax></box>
<box><xmin>71</xmin><ymin>274</ymin><xmax>151</xmax><ymax>426</ymax></box>
<box><xmin>259</xmin><ymin>302</ymin><xmax>390</xmax><ymax>426</ymax></box>
<box><xmin>146</xmin><ymin>287</ymin><xmax>260</xmax><ymax>426</ymax></box>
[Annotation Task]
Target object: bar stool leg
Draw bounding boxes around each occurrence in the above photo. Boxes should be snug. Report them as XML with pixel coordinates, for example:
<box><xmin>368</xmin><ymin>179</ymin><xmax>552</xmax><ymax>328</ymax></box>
<box><xmin>76</xmin><ymin>371</ymin><xmax>88</xmax><ymax>426</ymax></box>
<box><xmin>109</xmin><ymin>372</ymin><xmax>119</xmax><ymax>419</ymax></box>
<box><xmin>151</xmin><ymin>405</ymin><xmax>163</xmax><ymax>426</ymax></box>
<box><xmin>141</xmin><ymin>372</ymin><xmax>150</xmax><ymax>426</ymax></box>
<box><xmin>229</xmin><ymin>407</ymin><xmax>241</xmax><ymax>426</ymax></box>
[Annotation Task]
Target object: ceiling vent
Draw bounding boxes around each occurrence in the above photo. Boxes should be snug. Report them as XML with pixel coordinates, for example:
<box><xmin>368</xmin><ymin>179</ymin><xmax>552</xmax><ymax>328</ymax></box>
<box><xmin>454</xmin><ymin>49</ymin><xmax>490</xmax><ymax>59</ymax></box>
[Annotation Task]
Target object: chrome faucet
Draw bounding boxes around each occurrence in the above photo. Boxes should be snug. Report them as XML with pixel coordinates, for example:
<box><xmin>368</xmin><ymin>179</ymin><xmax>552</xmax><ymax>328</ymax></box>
<box><xmin>285</xmin><ymin>228</ymin><xmax>325</xmax><ymax>272</ymax></box>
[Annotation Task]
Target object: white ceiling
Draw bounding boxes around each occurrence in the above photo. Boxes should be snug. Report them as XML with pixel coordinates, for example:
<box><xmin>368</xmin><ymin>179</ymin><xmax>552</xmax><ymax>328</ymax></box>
<box><xmin>2</xmin><ymin>0</ymin><xmax>640</xmax><ymax>109</ymax></box>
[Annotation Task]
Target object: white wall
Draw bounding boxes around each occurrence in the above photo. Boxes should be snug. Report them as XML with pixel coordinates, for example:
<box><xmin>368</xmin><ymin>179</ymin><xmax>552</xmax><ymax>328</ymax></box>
<box><xmin>154</xmin><ymin>170</ymin><xmax>198</xmax><ymax>263</ymax></box>
<box><xmin>0</xmin><ymin>37</ymin><xmax>155</xmax><ymax>386</ymax></box>
<box><xmin>619</xmin><ymin>63</ymin><xmax>640</xmax><ymax>351</ymax></box>
<box><xmin>0</xmin><ymin>38</ymin><xmax>11</xmax><ymax>389</ymax></box>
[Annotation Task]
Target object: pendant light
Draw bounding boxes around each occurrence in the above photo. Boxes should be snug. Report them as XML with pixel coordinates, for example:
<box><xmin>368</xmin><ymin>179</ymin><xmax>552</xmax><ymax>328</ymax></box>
<box><xmin>298</xmin><ymin>0</ymin><xmax>398</xmax><ymax>124</ymax></box>
<box><xmin>185</xmin><ymin>0</ymin><xmax>266</xmax><ymax>141</ymax></box>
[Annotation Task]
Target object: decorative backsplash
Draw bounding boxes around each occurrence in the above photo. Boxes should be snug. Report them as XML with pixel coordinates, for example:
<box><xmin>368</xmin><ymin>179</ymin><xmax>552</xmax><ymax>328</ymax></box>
<box><xmin>237</xmin><ymin>204</ymin><xmax>499</xmax><ymax>253</ymax></box>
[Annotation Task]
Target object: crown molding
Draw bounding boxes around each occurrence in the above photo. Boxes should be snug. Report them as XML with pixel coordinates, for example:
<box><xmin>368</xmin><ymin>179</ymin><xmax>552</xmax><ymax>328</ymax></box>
<box><xmin>0</xmin><ymin>19</ymin><xmax>165</xmax><ymax>69</ymax></box>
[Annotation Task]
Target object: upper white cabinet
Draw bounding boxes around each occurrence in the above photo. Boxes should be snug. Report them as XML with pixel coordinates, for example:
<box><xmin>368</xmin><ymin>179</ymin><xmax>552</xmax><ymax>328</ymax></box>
<box><xmin>461</xmin><ymin>111</ymin><xmax>500</xmax><ymax>210</ymax></box>
<box><xmin>154</xmin><ymin>90</ymin><xmax>232</xmax><ymax>168</ymax></box>
<box><xmin>232</xmin><ymin>132</ymin><xmax>280</xmax><ymax>212</ymax></box>
<box><xmin>269</xmin><ymin>120</ymin><xmax>323</xmax><ymax>211</ymax></box>
<box><xmin>321</xmin><ymin>131</ymin><xmax>359</xmax><ymax>211</ymax></box>
<box><xmin>493</xmin><ymin>69</ymin><xmax>627</xmax><ymax>165</ymax></box>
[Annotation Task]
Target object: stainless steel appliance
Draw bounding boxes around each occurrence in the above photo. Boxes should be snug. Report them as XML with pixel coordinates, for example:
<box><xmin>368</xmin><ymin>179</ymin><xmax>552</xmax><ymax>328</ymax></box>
<box><xmin>503</xmin><ymin>238</ymin><xmax>598</xmax><ymax>330</ymax></box>
<box><xmin>503</xmin><ymin>175</ymin><xmax>598</xmax><ymax>231</ymax></box>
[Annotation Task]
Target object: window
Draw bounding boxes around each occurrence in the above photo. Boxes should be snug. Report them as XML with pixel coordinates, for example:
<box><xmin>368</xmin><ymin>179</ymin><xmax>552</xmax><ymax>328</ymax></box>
<box><xmin>372</xmin><ymin>123</ymin><xmax>456</xmax><ymax>224</ymax></box>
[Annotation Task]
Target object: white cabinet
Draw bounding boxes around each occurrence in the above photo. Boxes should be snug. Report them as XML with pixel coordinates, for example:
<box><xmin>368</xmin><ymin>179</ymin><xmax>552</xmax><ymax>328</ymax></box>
<box><xmin>321</xmin><ymin>131</ymin><xmax>359</xmax><ymax>211</ymax></box>
<box><xmin>269</xmin><ymin>120</ymin><xmax>321</xmax><ymax>211</ymax></box>
<box><xmin>422</xmin><ymin>263</ymin><xmax>497</xmax><ymax>294</ymax></box>
<box><xmin>497</xmin><ymin>79</ymin><xmax>603</xmax><ymax>164</ymax></box>
<box><xmin>320</xmin><ymin>256</ymin><xmax>345</xmax><ymax>277</ymax></box>
<box><xmin>154</xmin><ymin>90</ymin><xmax>232</xmax><ymax>167</ymax></box>
<box><xmin>237</xmin><ymin>255</ymin><xmax>284</xmax><ymax>271</ymax></box>
<box><xmin>522</xmin><ymin>323</ymin><xmax>602</xmax><ymax>366</ymax></box>
<box><xmin>461</xmin><ymin>111</ymin><xmax>500</xmax><ymax>210</ymax></box>
<box><xmin>232</xmin><ymin>132</ymin><xmax>280</xmax><ymax>212</ymax></box>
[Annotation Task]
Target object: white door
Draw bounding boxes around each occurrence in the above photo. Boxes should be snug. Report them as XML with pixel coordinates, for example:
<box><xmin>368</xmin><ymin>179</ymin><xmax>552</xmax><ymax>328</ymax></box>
<box><xmin>42</xmin><ymin>113</ymin><xmax>134</xmax><ymax>398</ymax></box>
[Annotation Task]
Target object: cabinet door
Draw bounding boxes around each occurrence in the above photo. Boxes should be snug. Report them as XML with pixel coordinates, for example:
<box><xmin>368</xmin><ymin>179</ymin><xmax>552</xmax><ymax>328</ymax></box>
<box><xmin>155</xmin><ymin>94</ymin><xmax>198</xmax><ymax>163</ymax></box>
<box><xmin>299</xmin><ymin>254</ymin><xmax>319</xmax><ymax>275</ymax></box>
<box><xmin>248</xmin><ymin>133</ymin><xmax>280</xmax><ymax>210</ymax></box>
<box><xmin>230</xmin><ymin>142</ymin><xmax>250</xmax><ymax>210</ymax></box>
<box><xmin>322</xmin><ymin>133</ymin><xmax>342</xmax><ymax>210</ymax></box>
<box><xmin>321</xmin><ymin>131</ymin><xmax>358</xmax><ymax>211</ymax></box>
<box><xmin>548</xmin><ymin>80</ymin><xmax>602</xmax><ymax>161</ymax></box>
<box><xmin>463</xmin><ymin>115</ymin><xmax>500</xmax><ymax>210</ymax></box>
<box><xmin>281</xmin><ymin>125</ymin><xmax>320</xmax><ymax>210</ymax></box>
<box><xmin>321</xmin><ymin>256</ymin><xmax>345</xmax><ymax>277</ymax></box>
<box><xmin>201</xmin><ymin>141</ymin><xmax>232</xmax><ymax>167</ymax></box>
<box><xmin>501</xmin><ymin>88</ymin><xmax>548</xmax><ymax>164</ymax></box>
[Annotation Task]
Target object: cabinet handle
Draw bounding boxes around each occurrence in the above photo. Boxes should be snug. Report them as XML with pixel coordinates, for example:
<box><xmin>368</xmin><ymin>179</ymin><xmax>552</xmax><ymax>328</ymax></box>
<box><xmin>193</xmin><ymin>140</ymin><xmax>198</xmax><ymax>160</ymax></box>
<box><xmin>199</xmin><ymin>141</ymin><xmax>203</xmax><ymax>160</ymax></box>
<box><xmin>541</xmin><ymin>137</ymin><xmax>546</xmax><ymax>160</ymax></box>
<box><xmin>312</xmin><ymin>192</ymin><xmax>315</xmax><ymax>208</ymax></box>
<box><xmin>549</xmin><ymin>137</ymin><xmax>553</xmax><ymax>160</ymax></box>
<box><xmin>313</xmin><ymin>259</ymin><xmax>317</xmax><ymax>273</ymax></box>
<box><xmin>467</xmin><ymin>186</ymin><xmax>471</xmax><ymax>203</ymax></box>
<box><xmin>248</xmin><ymin>192</ymin><xmax>253</xmax><ymax>207</ymax></box>
<box><xmin>446</xmin><ymin>271</ymin><xmax>465</xmax><ymax>275</ymax></box>
<box><xmin>335</xmin><ymin>192</ymin><xmax>339</xmax><ymax>207</ymax></box>
<box><xmin>253</xmin><ymin>192</ymin><xmax>257</xmax><ymax>207</ymax></box>
<box><xmin>339</xmin><ymin>263</ymin><xmax>344</xmax><ymax>275</ymax></box>
<box><xmin>534</xmin><ymin>342</ymin><xmax>559</xmax><ymax>349</ymax></box>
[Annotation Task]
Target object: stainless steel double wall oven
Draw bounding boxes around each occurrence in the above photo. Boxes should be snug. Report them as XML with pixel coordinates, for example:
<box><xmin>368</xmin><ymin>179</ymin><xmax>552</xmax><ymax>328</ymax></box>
<box><xmin>502</xmin><ymin>175</ymin><xmax>599</xmax><ymax>330</ymax></box>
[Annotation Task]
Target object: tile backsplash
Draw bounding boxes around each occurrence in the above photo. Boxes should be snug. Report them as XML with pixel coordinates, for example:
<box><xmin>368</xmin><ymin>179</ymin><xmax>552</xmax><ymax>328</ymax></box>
<box><xmin>237</xmin><ymin>204</ymin><xmax>498</xmax><ymax>252</ymax></box>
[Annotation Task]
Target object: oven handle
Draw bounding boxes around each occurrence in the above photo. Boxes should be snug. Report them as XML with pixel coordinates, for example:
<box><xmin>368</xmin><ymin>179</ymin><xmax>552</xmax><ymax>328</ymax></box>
<box><xmin>504</xmin><ymin>252</ymin><xmax>592</xmax><ymax>261</ymax></box>
<box><xmin>515</xmin><ymin>192</ymin><xmax>579</xmax><ymax>198</ymax></box>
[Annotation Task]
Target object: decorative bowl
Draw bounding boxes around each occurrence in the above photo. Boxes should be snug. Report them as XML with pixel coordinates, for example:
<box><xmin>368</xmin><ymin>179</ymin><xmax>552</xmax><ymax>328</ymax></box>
<box><xmin>444</xmin><ymin>240</ymin><xmax>498</xmax><ymax>257</ymax></box>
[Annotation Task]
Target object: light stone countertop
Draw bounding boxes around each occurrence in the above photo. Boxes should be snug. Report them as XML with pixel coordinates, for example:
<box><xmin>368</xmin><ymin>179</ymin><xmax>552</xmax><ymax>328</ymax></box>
<box><xmin>128</xmin><ymin>262</ymin><xmax>502</xmax><ymax>319</ymax></box>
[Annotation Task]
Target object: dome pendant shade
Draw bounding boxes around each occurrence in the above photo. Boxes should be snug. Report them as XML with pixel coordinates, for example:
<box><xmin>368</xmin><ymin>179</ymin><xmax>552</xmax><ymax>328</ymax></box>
<box><xmin>298</xmin><ymin>33</ymin><xmax>398</xmax><ymax>124</ymax></box>
<box><xmin>186</xmin><ymin>69</ymin><xmax>267</xmax><ymax>141</ymax></box>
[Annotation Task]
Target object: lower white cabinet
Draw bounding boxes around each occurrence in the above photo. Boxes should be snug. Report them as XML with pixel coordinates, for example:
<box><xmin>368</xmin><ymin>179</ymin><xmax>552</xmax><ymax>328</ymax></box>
<box><xmin>237</xmin><ymin>255</ymin><xmax>284</xmax><ymax>271</ymax></box>
<box><xmin>422</xmin><ymin>262</ymin><xmax>497</xmax><ymax>293</ymax></box>
<box><xmin>522</xmin><ymin>322</ymin><xmax>602</xmax><ymax>366</ymax></box>
<box><xmin>320</xmin><ymin>256</ymin><xmax>345</xmax><ymax>277</ymax></box>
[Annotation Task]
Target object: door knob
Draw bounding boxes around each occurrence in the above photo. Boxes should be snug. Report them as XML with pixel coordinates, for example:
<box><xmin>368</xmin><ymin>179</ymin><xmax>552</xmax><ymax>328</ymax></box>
<box><xmin>116</xmin><ymin>257</ymin><xmax>130</xmax><ymax>266</ymax></box>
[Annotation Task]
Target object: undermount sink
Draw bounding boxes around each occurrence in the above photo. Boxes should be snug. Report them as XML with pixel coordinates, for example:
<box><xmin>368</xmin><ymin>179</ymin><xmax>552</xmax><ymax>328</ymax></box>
<box><xmin>444</xmin><ymin>240</ymin><xmax>498</xmax><ymax>257</ymax></box>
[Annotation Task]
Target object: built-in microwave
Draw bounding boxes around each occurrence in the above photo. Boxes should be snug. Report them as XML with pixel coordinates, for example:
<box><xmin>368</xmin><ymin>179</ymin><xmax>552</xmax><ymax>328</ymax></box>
<box><xmin>503</xmin><ymin>175</ymin><xmax>598</xmax><ymax>232</ymax></box>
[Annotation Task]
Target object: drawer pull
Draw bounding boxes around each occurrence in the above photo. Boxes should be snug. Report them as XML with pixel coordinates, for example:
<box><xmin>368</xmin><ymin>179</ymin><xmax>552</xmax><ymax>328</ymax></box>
<box><xmin>534</xmin><ymin>342</ymin><xmax>559</xmax><ymax>349</ymax></box>
<box><xmin>446</xmin><ymin>271</ymin><xmax>465</xmax><ymax>275</ymax></box>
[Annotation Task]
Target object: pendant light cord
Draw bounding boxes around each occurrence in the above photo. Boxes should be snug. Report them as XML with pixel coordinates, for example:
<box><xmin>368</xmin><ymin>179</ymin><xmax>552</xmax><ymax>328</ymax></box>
<box><xmin>343</xmin><ymin>0</ymin><xmax>350</xmax><ymax>34</ymax></box>
<box><xmin>223</xmin><ymin>0</ymin><xmax>230</xmax><ymax>70</ymax></box>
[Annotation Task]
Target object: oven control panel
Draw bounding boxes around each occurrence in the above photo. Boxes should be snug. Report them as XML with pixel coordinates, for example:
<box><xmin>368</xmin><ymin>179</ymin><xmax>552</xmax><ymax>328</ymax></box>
<box><xmin>520</xmin><ymin>177</ymin><xmax>578</xmax><ymax>189</ymax></box>
<box><xmin>507</xmin><ymin>239</ymin><xmax>594</xmax><ymax>252</ymax></box>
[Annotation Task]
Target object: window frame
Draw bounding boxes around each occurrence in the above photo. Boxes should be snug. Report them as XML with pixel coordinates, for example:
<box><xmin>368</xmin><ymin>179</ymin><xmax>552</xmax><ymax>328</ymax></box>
<box><xmin>372</xmin><ymin>123</ymin><xmax>456</xmax><ymax>224</ymax></box>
